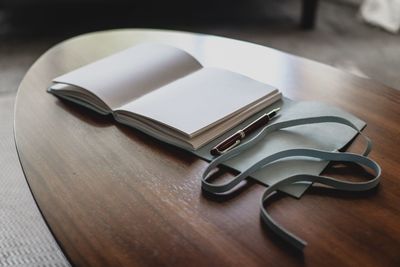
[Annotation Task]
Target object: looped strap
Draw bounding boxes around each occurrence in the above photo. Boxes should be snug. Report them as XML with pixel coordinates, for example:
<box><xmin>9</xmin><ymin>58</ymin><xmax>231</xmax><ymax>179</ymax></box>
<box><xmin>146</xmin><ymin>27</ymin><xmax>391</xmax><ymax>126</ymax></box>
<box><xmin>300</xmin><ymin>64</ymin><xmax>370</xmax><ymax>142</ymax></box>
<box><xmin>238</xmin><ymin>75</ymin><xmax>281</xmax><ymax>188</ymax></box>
<box><xmin>202</xmin><ymin>116</ymin><xmax>372</xmax><ymax>194</ymax></box>
<box><xmin>201</xmin><ymin>115</ymin><xmax>381</xmax><ymax>250</ymax></box>
<box><xmin>259</xmin><ymin>149</ymin><xmax>381</xmax><ymax>250</ymax></box>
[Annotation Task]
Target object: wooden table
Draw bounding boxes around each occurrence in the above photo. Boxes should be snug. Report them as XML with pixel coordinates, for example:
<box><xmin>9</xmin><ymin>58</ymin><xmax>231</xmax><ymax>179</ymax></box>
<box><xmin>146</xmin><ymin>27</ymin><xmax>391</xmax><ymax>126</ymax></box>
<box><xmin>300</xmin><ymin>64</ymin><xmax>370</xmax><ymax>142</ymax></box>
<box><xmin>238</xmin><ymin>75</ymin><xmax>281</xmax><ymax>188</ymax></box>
<box><xmin>14</xmin><ymin>29</ymin><xmax>400</xmax><ymax>267</ymax></box>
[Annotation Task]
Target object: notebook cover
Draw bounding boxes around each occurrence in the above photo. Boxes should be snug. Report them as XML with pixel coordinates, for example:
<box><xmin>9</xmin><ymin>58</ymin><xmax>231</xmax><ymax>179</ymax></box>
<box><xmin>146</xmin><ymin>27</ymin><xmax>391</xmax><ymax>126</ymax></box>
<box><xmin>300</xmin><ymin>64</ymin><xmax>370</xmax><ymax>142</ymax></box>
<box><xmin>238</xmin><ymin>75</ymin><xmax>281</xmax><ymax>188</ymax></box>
<box><xmin>193</xmin><ymin>98</ymin><xmax>365</xmax><ymax>198</ymax></box>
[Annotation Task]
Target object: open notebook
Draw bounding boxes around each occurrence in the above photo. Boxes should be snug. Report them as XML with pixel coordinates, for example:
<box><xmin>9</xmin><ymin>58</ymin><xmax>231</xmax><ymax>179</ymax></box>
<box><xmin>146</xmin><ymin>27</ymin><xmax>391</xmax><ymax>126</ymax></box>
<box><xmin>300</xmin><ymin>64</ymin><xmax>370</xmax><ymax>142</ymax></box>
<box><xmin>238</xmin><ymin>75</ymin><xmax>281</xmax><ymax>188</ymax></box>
<box><xmin>48</xmin><ymin>43</ymin><xmax>281</xmax><ymax>150</ymax></box>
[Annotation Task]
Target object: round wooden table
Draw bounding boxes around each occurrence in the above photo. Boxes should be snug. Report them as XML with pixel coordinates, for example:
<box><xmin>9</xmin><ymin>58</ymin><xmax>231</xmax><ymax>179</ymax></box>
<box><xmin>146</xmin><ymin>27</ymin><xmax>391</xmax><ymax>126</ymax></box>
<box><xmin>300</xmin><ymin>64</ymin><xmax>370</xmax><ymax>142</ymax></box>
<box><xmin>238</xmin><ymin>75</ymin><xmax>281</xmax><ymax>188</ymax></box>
<box><xmin>14</xmin><ymin>29</ymin><xmax>400</xmax><ymax>267</ymax></box>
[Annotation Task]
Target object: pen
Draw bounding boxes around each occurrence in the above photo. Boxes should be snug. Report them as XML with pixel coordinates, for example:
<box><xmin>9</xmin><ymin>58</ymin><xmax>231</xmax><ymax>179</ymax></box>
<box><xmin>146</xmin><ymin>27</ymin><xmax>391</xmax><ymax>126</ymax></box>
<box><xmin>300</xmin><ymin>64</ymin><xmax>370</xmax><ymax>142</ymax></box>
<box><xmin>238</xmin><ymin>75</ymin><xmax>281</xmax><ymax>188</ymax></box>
<box><xmin>210</xmin><ymin>107</ymin><xmax>280</xmax><ymax>156</ymax></box>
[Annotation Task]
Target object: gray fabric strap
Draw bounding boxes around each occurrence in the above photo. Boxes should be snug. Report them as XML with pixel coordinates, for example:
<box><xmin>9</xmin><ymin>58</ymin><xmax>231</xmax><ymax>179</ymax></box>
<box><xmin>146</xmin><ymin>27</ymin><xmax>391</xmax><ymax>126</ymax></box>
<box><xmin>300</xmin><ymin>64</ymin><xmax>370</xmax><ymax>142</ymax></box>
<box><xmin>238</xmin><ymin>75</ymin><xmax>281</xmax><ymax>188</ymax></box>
<box><xmin>259</xmin><ymin>149</ymin><xmax>381</xmax><ymax>250</ymax></box>
<box><xmin>201</xmin><ymin>116</ymin><xmax>381</xmax><ymax>250</ymax></box>
<box><xmin>202</xmin><ymin>116</ymin><xmax>372</xmax><ymax>193</ymax></box>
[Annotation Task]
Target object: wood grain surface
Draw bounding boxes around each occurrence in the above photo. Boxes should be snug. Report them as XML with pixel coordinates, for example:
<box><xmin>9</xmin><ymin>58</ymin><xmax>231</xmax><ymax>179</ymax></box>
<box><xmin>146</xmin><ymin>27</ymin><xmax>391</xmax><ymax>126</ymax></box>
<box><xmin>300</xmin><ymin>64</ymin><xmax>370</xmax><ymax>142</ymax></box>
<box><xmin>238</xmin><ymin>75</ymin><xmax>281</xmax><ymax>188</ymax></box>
<box><xmin>14</xmin><ymin>29</ymin><xmax>400</xmax><ymax>267</ymax></box>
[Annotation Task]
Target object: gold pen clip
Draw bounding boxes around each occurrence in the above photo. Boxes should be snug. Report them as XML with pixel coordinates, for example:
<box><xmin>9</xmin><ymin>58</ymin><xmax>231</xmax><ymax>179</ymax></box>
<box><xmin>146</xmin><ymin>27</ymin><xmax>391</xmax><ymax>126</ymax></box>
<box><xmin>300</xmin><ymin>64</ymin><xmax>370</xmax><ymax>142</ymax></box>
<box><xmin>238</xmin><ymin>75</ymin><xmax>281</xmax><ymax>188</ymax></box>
<box><xmin>214</xmin><ymin>139</ymin><xmax>241</xmax><ymax>155</ymax></box>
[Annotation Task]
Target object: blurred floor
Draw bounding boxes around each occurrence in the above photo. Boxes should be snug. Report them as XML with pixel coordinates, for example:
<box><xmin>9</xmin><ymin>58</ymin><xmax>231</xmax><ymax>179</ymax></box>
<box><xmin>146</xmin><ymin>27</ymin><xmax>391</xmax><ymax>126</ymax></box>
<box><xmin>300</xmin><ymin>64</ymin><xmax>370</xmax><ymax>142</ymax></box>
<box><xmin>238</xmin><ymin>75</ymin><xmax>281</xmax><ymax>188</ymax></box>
<box><xmin>0</xmin><ymin>0</ymin><xmax>399</xmax><ymax>266</ymax></box>
<box><xmin>0</xmin><ymin>95</ymin><xmax>70</xmax><ymax>266</ymax></box>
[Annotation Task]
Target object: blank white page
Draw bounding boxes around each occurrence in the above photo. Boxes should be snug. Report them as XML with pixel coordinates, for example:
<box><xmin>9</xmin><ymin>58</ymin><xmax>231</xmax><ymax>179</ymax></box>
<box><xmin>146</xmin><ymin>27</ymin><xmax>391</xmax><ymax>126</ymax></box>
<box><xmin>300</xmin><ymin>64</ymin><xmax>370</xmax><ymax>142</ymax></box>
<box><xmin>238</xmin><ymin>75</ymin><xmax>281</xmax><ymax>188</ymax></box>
<box><xmin>120</xmin><ymin>67</ymin><xmax>278</xmax><ymax>137</ymax></box>
<box><xmin>53</xmin><ymin>43</ymin><xmax>202</xmax><ymax>110</ymax></box>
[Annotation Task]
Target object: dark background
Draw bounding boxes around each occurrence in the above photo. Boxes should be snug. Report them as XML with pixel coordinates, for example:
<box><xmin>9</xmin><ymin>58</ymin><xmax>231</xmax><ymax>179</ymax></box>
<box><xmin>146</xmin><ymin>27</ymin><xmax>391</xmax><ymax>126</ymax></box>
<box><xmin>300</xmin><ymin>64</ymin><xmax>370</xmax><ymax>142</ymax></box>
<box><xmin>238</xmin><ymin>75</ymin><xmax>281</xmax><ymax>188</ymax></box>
<box><xmin>0</xmin><ymin>0</ymin><xmax>304</xmax><ymax>37</ymax></box>
<box><xmin>1</xmin><ymin>0</ymin><xmax>399</xmax><ymax>92</ymax></box>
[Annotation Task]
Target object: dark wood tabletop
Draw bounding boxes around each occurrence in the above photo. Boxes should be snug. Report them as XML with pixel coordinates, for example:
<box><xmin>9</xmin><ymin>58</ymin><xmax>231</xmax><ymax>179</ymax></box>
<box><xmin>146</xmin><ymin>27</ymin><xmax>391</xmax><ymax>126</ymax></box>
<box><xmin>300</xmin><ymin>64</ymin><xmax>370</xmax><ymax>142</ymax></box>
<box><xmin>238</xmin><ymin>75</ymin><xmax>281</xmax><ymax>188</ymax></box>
<box><xmin>14</xmin><ymin>29</ymin><xmax>400</xmax><ymax>267</ymax></box>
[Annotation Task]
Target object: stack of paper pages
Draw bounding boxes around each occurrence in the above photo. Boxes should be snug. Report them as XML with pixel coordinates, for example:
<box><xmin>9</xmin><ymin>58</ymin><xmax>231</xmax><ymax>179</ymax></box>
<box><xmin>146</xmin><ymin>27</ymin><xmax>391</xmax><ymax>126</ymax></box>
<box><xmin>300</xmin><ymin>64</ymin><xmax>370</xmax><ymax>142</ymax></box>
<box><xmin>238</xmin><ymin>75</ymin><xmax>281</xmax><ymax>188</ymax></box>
<box><xmin>49</xmin><ymin>43</ymin><xmax>281</xmax><ymax>150</ymax></box>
